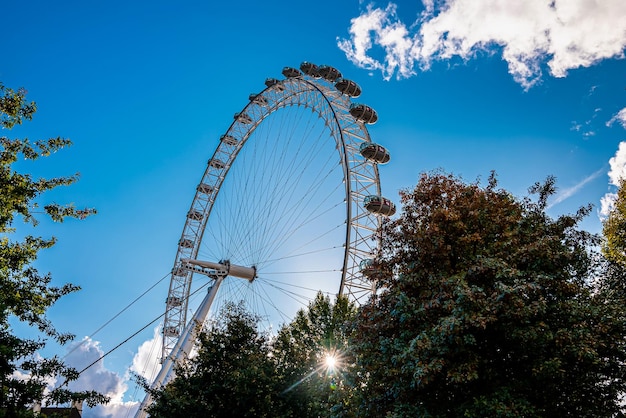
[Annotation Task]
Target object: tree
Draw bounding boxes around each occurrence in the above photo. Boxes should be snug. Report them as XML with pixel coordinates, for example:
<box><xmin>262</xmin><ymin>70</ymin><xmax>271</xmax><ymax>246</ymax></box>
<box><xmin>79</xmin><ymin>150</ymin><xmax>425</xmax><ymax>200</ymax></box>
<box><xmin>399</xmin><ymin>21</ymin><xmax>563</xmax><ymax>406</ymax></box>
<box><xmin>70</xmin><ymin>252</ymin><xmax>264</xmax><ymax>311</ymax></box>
<box><xmin>273</xmin><ymin>292</ymin><xmax>357</xmax><ymax>417</ymax></box>
<box><xmin>146</xmin><ymin>293</ymin><xmax>357</xmax><ymax>418</ymax></box>
<box><xmin>603</xmin><ymin>177</ymin><xmax>626</xmax><ymax>267</ymax></box>
<box><xmin>0</xmin><ymin>83</ymin><xmax>105</xmax><ymax>416</ymax></box>
<box><xmin>350</xmin><ymin>171</ymin><xmax>626</xmax><ymax>417</ymax></box>
<box><xmin>146</xmin><ymin>302</ymin><xmax>280</xmax><ymax>418</ymax></box>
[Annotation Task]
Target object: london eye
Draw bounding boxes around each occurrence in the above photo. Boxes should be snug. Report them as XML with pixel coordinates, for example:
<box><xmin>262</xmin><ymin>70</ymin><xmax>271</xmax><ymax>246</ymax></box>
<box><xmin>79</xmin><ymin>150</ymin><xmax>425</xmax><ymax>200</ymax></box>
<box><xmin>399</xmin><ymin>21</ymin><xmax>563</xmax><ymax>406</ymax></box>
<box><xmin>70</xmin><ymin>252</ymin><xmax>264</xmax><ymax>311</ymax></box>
<box><xmin>136</xmin><ymin>62</ymin><xmax>395</xmax><ymax>416</ymax></box>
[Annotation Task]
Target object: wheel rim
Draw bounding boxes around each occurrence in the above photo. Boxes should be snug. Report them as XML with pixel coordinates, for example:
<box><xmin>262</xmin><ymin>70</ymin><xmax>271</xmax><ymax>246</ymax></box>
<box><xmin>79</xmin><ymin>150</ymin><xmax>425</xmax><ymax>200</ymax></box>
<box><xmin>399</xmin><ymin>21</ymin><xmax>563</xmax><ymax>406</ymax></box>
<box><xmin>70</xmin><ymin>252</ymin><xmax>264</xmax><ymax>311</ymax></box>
<box><xmin>161</xmin><ymin>68</ymin><xmax>385</xmax><ymax>361</ymax></box>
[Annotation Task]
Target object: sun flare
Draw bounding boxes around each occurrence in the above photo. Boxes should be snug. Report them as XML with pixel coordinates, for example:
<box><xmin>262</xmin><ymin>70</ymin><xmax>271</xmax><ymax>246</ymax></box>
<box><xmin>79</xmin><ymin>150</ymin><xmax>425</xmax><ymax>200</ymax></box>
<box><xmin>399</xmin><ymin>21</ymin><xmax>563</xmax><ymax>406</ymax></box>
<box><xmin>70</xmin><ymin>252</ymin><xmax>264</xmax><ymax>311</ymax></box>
<box><xmin>325</xmin><ymin>354</ymin><xmax>337</xmax><ymax>370</ymax></box>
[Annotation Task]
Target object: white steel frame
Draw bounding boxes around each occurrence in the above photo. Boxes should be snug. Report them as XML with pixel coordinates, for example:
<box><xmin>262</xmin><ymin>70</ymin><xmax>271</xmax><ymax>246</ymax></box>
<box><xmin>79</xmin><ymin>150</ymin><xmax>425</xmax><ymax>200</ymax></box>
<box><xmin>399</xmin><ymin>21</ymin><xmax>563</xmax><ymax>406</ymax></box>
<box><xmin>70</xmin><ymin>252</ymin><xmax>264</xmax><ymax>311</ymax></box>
<box><xmin>137</xmin><ymin>68</ymin><xmax>385</xmax><ymax>417</ymax></box>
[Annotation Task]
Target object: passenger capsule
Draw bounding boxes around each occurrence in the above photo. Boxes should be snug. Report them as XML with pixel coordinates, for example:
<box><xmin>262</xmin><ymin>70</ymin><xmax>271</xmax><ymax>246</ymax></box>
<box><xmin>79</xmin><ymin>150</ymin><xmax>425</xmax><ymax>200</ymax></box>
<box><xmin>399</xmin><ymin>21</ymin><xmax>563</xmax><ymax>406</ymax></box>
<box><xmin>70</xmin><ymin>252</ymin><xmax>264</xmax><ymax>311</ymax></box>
<box><xmin>300</xmin><ymin>61</ymin><xmax>320</xmax><ymax>78</ymax></box>
<box><xmin>166</xmin><ymin>296</ymin><xmax>182</xmax><ymax>306</ymax></box>
<box><xmin>221</xmin><ymin>134</ymin><xmax>238</xmax><ymax>146</ymax></box>
<box><xmin>209</xmin><ymin>159</ymin><xmax>225</xmax><ymax>170</ymax></box>
<box><xmin>249</xmin><ymin>93</ymin><xmax>268</xmax><ymax>106</ymax></box>
<box><xmin>234</xmin><ymin>112</ymin><xmax>253</xmax><ymax>124</ymax></box>
<box><xmin>350</xmin><ymin>103</ymin><xmax>378</xmax><ymax>124</ymax></box>
<box><xmin>265</xmin><ymin>78</ymin><xmax>284</xmax><ymax>91</ymax></box>
<box><xmin>187</xmin><ymin>210</ymin><xmax>203</xmax><ymax>221</ymax></box>
<box><xmin>179</xmin><ymin>238</ymin><xmax>194</xmax><ymax>248</ymax></box>
<box><xmin>364</xmin><ymin>195</ymin><xmax>396</xmax><ymax>216</ymax></box>
<box><xmin>318</xmin><ymin>65</ymin><xmax>342</xmax><ymax>82</ymax></box>
<box><xmin>359</xmin><ymin>142</ymin><xmax>390</xmax><ymax>164</ymax></box>
<box><xmin>163</xmin><ymin>326</ymin><xmax>179</xmax><ymax>337</ymax></box>
<box><xmin>335</xmin><ymin>78</ymin><xmax>361</xmax><ymax>97</ymax></box>
<box><xmin>282</xmin><ymin>66</ymin><xmax>302</xmax><ymax>78</ymax></box>
<box><xmin>197</xmin><ymin>183</ymin><xmax>213</xmax><ymax>194</ymax></box>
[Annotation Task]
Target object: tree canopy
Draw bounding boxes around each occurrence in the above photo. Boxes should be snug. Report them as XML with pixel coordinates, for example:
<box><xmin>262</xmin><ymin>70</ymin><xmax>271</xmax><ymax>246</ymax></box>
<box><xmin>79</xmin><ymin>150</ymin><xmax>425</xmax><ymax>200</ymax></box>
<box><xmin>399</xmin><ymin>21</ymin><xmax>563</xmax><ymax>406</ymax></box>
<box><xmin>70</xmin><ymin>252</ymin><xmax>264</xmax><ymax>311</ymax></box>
<box><xmin>144</xmin><ymin>171</ymin><xmax>626</xmax><ymax>417</ymax></box>
<box><xmin>146</xmin><ymin>302</ymin><xmax>279</xmax><ymax>418</ymax></box>
<box><xmin>147</xmin><ymin>293</ymin><xmax>357</xmax><ymax>418</ymax></box>
<box><xmin>350</xmin><ymin>171</ymin><xmax>626</xmax><ymax>417</ymax></box>
<box><xmin>273</xmin><ymin>292</ymin><xmax>357</xmax><ymax>417</ymax></box>
<box><xmin>0</xmin><ymin>83</ymin><xmax>105</xmax><ymax>416</ymax></box>
<box><xmin>603</xmin><ymin>177</ymin><xmax>626</xmax><ymax>267</ymax></box>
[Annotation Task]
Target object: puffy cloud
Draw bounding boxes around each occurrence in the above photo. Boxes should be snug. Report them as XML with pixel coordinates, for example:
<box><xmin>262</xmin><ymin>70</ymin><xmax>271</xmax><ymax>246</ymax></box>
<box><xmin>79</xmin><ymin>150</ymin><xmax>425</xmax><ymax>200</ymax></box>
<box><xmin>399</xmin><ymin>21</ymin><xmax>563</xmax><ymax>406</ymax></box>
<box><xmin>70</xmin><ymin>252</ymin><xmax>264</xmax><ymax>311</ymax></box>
<box><xmin>337</xmin><ymin>4</ymin><xmax>402</xmax><ymax>78</ymax></box>
<box><xmin>10</xmin><ymin>354</ymin><xmax>58</xmax><ymax>402</ymax></box>
<box><xmin>16</xmin><ymin>333</ymin><xmax>163</xmax><ymax>417</ymax></box>
<box><xmin>338</xmin><ymin>0</ymin><xmax>626</xmax><ymax>88</ymax></box>
<box><xmin>84</xmin><ymin>400</ymin><xmax>139</xmax><ymax>418</ymax></box>
<box><xmin>600</xmin><ymin>141</ymin><xmax>626</xmax><ymax>218</ymax></box>
<box><xmin>63</xmin><ymin>338</ymin><xmax>138</xmax><ymax>418</ymax></box>
<box><xmin>601</xmin><ymin>191</ymin><xmax>618</xmax><ymax>219</ymax></box>
<box><xmin>338</xmin><ymin>4</ymin><xmax>416</xmax><ymax>80</ymax></box>
<box><xmin>9</xmin><ymin>349</ymin><xmax>131</xmax><ymax>417</ymax></box>
<box><xmin>64</xmin><ymin>338</ymin><xmax>127</xmax><ymax>398</ymax></box>
<box><xmin>60</xmin><ymin>328</ymin><xmax>164</xmax><ymax>417</ymax></box>
<box><xmin>608</xmin><ymin>141</ymin><xmax>626</xmax><ymax>186</ymax></box>
<box><xmin>130</xmin><ymin>326</ymin><xmax>162</xmax><ymax>383</ymax></box>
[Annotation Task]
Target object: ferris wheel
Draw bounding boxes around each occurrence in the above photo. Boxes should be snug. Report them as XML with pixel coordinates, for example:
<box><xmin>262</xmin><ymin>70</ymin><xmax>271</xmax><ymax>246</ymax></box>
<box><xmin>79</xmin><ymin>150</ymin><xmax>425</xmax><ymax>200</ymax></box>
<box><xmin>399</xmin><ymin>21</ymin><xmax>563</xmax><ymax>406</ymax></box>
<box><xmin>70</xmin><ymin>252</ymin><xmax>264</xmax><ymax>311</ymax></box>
<box><xmin>136</xmin><ymin>62</ymin><xmax>395</xmax><ymax>417</ymax></box>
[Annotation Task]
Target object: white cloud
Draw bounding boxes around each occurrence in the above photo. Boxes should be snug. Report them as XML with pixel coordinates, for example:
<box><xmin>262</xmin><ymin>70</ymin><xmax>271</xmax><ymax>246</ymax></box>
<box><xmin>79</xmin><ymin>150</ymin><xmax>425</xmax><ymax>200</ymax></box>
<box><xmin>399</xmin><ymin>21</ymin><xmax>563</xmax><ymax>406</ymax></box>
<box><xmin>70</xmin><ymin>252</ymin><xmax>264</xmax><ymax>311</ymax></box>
<box><xmin>18</xmin><ymin>332</ymin><xmax>164</xmax><ymax>417</ymax></box>
<box><xmin>130</xmin><ymin>326</ymin><xmax>162</xmax><ymax>383</ymax></box>
<box><xmin>65</xmin><ymin>338</ymin><xmax>127</xmax><ymax>398</ymax></box>
<box><xmin>10</xmin><ymin>355</ymin><xmax>58</xmax><ymax>404</ymax></box>
<box><xmin>600</xmin><ymin>141</ymin><xmax>626</xmax><ymax>218</ymax></box>
<box><xmin>608</xmin><ymin>141</ymin><xmax>626</xmax><ymax>186</ymax></box>
<box><xmin>63</xmin><ymin>338</ymin><xmax>139</xmax><ymax>418</ymax></box>
<box><xmin>66</xmin><ymin>328</ymin><xmax>163</xmax><ymax>417</ymax></box>
<box><xmin>338</xmin><ymin>0</ymin><xmax>626</xmax><ymax>88</ymax></box>
<box><xmin>337</xmin><ymin>4</ymin><xmax>403</xmax><ymax>79</ymax></box>
<box><xmin>83</xmin><ymin>400</ymin><xmax>139</xmax><ymax>418</ymax></box>
<box><xmin>601</xmin><ymin>191</ymin><xmax>618</xmax><ymax>218</ymax></box>
<box><xmin>9</xmin><ymin>349</ymin><xmax>134</xmax><ymax>417</ymax></box>
<box><xmin>607</xmin><ymin>108</ymin><xmax>626</xmax><ymax>129</ymax></box>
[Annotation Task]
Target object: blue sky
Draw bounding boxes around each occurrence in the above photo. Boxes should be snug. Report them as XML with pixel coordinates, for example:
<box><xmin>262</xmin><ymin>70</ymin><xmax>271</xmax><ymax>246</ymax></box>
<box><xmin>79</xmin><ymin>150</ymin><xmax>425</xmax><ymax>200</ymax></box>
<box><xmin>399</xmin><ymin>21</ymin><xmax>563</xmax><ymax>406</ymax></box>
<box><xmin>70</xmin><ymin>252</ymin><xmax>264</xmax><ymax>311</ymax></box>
<box><xmin>3</xmin><ymin>0</ymin><xmax>626</xmax><ymax>416</ymax></box>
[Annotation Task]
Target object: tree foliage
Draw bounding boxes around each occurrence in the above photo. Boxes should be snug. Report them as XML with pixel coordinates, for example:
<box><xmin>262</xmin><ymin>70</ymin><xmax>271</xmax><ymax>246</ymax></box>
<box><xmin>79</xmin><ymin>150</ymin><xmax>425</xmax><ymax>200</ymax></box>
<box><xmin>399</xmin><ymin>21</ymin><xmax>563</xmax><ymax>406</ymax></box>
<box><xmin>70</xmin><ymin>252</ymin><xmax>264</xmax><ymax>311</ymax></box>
<box><xmin>0</xmin><ymin>83</ymin><xmax>105</xmax><ymax>416</ymax></box>
<box><xmin>147</xmin><ymin>294</ymin><xmax>357</xmax><ymax>418</ymax></box>
<box><xmin>350</xmin><ymin>171</ymin><xmax>626</xmax><ymax>417</ymax></box>
<box><xmin>603</xmin><ymin>177</ymin><xmax>626</xmax><ymax>267</ymax></box>
<box><xmin>146</xmin><ymin>303</ymin><xmax>279</xmax><ymax>418</ymax></box>
<box><xmin>142</xmin><ymin>170</ymin><xmax>626</xmax><ymax>417</ymax></box>
<box><xmin>273</xmin><ymin>293</ymin><xmax>357</xmax><ymax>417</ymax></box>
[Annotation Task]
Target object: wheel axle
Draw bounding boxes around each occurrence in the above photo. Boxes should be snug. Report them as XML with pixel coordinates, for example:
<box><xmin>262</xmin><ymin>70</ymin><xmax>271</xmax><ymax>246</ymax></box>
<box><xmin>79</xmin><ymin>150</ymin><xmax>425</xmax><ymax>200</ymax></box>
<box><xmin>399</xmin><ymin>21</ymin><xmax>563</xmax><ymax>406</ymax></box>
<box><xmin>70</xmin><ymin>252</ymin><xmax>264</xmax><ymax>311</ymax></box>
<box><xmin>181</xmin><ymin>259</ymin><xmax>257</xmax><ymax>282</ymax></box>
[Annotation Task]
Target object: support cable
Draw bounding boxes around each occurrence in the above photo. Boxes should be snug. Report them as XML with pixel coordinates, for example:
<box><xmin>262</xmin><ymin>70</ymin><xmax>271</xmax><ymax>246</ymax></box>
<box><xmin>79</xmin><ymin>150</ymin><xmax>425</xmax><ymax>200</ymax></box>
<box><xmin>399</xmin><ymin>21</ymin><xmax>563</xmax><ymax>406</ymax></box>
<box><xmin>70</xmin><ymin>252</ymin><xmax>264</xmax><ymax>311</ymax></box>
<box><xmin>62</xmin><ymin>279</ymin><xmax>212</xmax><ymax>384</ymax></box>
<box><xmin>63</xmin><ymin>272</ymin><xmax>171</xmax><ymax>360</ymax></box>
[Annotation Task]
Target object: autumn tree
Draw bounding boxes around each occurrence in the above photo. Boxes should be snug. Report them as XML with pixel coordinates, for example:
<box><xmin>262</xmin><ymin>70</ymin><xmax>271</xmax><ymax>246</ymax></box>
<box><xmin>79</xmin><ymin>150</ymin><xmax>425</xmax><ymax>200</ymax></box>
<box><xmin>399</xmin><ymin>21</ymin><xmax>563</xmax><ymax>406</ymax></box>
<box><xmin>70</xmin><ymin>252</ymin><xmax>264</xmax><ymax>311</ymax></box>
<box><xmin>600</xmin><ymin>177</ymin><xmax>626</xmax><ymax>350</ymax></box>
<box><xmin>350</xmin><ymin>171</ymin><xmax>626</xmax><ymax>417</ymax></box>
<box><xmin>0</xmin><ymin>83</ymin><xmax>105</xmax><ymax>416</ymax></box>
<box><xmin>603</xmin><ymin>177</ymin><xmax>626</xmax><ymax>267</ymax></box>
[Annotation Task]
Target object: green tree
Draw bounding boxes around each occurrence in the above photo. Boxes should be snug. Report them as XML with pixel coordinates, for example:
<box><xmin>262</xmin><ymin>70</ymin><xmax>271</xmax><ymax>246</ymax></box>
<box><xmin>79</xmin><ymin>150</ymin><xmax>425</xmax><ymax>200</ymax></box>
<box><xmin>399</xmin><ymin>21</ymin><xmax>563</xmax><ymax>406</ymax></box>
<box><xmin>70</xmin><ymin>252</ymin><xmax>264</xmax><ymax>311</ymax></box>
<box><xmin>273</xmin><ymin>292</ymin><xmax>357</xmax><ymax>417</ymax></box>
<box><xmin>603</xmin><ymin>177</ymin><xmax>626</xmax><ymax>267</ymax></box>
<box><xmin>146</xmin><ymin>303</ymin><xmax>280</xmax><ymax>418</ymax></box>
<box><xmin>0</xmin><ymin>83</ymin><xmax>105</xmax><ymax>416</ymax></box>
<box><xmin>351</xmin><ymin>171</ymin><xmax>626</xmax><ymax>417</ymax></box>
<box><xmin>147</xmin><ymin>293</ymin><xmax>357</xmax><ymax>418</ymax></box>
